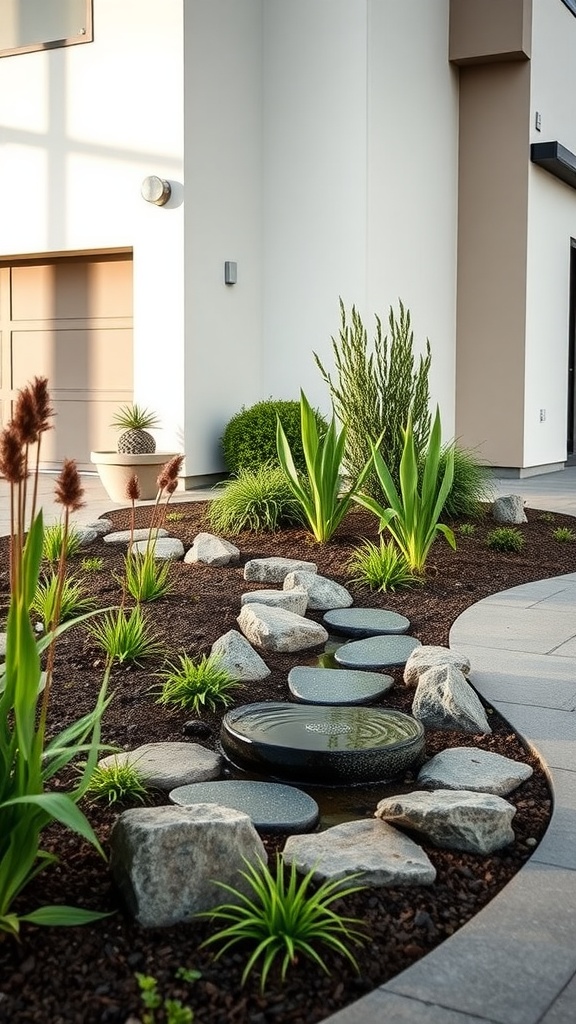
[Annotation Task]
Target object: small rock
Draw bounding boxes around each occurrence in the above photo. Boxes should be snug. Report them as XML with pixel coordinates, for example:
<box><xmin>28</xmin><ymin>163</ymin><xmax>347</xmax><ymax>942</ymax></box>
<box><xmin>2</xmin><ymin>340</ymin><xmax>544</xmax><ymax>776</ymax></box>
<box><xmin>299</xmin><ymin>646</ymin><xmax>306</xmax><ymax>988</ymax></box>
<box><xmin>492</xmin><ymin>495</ymin><xmax>527</xmax><ymax>524</ymax></box>
<box><xmin>211</xmin><ymin>629</ymin><xmax>271</xmax><ymax>681</ymax></box>
<box><xmin>412</xmin><ymin>663</ymin><xmax>491</xmax><ymax>734</ymax></box>
<box><xmin>185</xmin><ymin>533</ymin><xmax>240</xmax><ymax>566</ymax></box>
<box><xmin>283</xmin><ymin>570</ymin><xmax>353</xmax><ymax>611</ymax></box>
<box><xmin>418</xmin><ymin>747</ymin><xmax>532</xmax><ymax>795</ymax></box>
<box><xmin>131</xmin><ymin>537</ymin><xmax>184</xmax><ymax>561</ymax></box>
<box><xmin>375</xmin><ymin>789</ymin><xmax>516</xmax><ymax>853</ymax></box>
<box><xmin>241</xmin><ymin>589</ymin><xmax>308</xmax><ymax>615</ymax></box>
<box><xmin>237</xmin><ymin>603</ymin><xmax>328</xmax><ymax>653</ymax></box>
<box><xmin>243</xmin><ymin>557</ymin><xmax>317</xmax><ymax>584</ymax></box>
<box><xmin>183</xmin><ymin>721</ymin><xmax>212</xmax><ymax>740</ymax></box>
<box><xmin>404</xmin><ymin>645</ymin><xmax>471</xmax><ymax>687</ymax></box>
<box><xmin>104</xmin><ymin>528</ymin><xmax>168</xmax><ymax>546</ymax></box>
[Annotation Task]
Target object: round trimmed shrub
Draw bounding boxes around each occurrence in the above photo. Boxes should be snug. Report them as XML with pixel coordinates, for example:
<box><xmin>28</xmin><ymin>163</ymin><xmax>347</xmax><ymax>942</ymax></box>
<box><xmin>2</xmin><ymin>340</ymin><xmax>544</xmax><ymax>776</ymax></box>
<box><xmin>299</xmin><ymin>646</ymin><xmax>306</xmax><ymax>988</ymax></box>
<box><xmin>221</xmin><ymin>399</ymin><xmax>328</xmax><ymax>474</ymax></box>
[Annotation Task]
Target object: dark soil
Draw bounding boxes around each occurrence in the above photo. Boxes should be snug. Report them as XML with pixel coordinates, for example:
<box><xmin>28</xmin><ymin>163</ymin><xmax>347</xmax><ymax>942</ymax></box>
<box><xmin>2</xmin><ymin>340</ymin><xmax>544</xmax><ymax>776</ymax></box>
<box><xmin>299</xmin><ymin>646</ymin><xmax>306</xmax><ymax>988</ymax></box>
<box><xmin>0</xmin><ymin>501</ymin><xmax>574</xmax><ymax>1024</ymax></box>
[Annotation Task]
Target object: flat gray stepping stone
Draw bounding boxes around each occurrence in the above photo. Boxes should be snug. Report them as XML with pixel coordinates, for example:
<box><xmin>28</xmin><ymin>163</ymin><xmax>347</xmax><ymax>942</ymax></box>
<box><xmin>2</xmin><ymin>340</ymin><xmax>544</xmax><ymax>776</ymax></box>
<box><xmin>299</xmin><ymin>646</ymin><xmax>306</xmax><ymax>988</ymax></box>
<box><xmin>323</xmin><ymin>607</ymin><xmax>410</xmax><ymax>638</ymax></box>
<box><xmin>288</xmin><ymin>666</ymin><xmax>393</xmax><ymax>705</ymax></box>
<box><xmin>169</xmin><ymin>780</ymin><xmax>319</xmax><ymax>833</ymax></box>
<box><xmin>104</xmin><ymin>528</ymin><xmax>168</xmax><ymax>545</ymax></box>
<box><xmin>99</xmin><ymin>742</ymin><xmax>222</xmax><ymax>790</ymax></box>
<box><xmin>335</xmin><ymin>634</ymin><xmax>421</xmax><ymax>669</ymax></box>
<box><xmin>417</xmin><ymin>747</ymin><xmax>533</xmax><ymax>796</ymax></box>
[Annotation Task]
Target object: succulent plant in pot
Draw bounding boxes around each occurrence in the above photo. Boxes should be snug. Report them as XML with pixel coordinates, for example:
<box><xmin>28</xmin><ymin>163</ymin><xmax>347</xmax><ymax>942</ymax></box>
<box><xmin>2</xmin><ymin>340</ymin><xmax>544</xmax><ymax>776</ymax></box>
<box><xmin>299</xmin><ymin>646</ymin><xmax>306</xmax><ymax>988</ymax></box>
<box><xmin>112</xmin><ymin>405</ymin><xmax>160</xmax><ymax>455</ymax></box>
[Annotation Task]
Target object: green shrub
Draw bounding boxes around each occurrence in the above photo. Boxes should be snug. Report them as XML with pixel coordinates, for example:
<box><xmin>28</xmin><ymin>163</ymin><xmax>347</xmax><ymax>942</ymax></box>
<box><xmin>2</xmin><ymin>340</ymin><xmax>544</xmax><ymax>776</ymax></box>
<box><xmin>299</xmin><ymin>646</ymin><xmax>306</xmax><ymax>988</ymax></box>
<box><xmin>346</xmin><ymin>539</ymin><xmax>420</xmax><ymax>592</ymax></box>
<box><xmin>156</xmin><ymin>654</ymin><xmax>239</xmax><ymax>714</ymax></box>
<box><xmin>552</xmin><ymin>526</ymin><xmax>576</xmax><ymax>542</ymax></box>
<box><xmin>32</xmin><ymin>572</ymin><xmax>96</xmax><ymax>631</ymax></box>
<box><xmin>81</xmin><ymin>556</ymin><xmax>104</xmax><ymax>572</ymax></box>
<box><xmin>42</xmin><ymin>522</ymin><xmax>81</xmax><ymax>562</ymax></box>
<box><xmin>221</xmin><ymin>399</ymin><xmax>328</xmax><ymax>474</ymax></box>
<box><xmin>431</xmin><ymin>445</ymin><xmax>493</xmax><ymax>520</ymax></box>
<box><xmin>208</xmin><ymin>466</ymin><xmax>302</xmax><ymax>534</ymax></box>
<box><xmin>86</xmin><ymin>758</ymin><xmax>149</xmax><ymax>806</ymax></box>
<box><xmin>487</xmin><ymin>527</ymin><xmax>524</xmax><ymax>553</ymax></box>
<box><xmin>200</xmin><ymin>854</ymin><xmax>365</xmax><ymax>992</ymax></box>
<box><xmin>315</xmin><ymin>299</ymin><xmax>431</xmax><ymax>496</ymax></box>
<box><xmin>458</xmin><ymin>523</ymin><xmax>476</xmax><ymax>537</ymax></box>
<box><xmin>89</xmin><ymin>606</ymin><xmax>164</xmax><ymax>665</ymax></box>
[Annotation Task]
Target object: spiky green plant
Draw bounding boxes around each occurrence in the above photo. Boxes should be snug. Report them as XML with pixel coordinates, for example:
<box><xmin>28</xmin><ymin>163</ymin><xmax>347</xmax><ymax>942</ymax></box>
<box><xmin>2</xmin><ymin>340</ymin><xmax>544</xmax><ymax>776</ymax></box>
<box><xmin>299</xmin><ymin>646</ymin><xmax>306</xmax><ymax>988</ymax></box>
<box><xmin>315</xmin><ymin>299</ymin><xmax>431</xmax><ymax>496</ymax></box>
<box><xmin>42</xmin><ymin>522</ymin><xmax>81</xmax><ymax>562</ymax></box>
<box><xmin>89</xmin><ymin>606</ymin><xmax>164</xmax><ymax>665</ymax></box>
<box><xmin>32</xmin><ymin>572</ymin><xmax>96</xmax><ymax>631</ymax></box>
<box><xmin>86</xmin><ymin>758</ymin><xmax>149</xmax><ymax>806</ymax></box>
<box><xmin>346</xmin><ymin>539</ymin><xmax>420</xmax><ymax>592</ymax></box>
<box><xmin>432</xmin><ymin>445</ymin><xmax>493</xmax><ymax>520</ymax></box>
<box><xmin>121</xmin><ymin>549</ymin><xmax>172</xmax><ymax>603</ymax></box>
<box><xmin>552</xmin><ymin>526</ymin><xmax>576</xmax><ymax>542</ymax></box>
<box><xmin>156</xmin><ymin>654</ymin><xmax>239</xmax><ymax>714</ymax></box>
<box><xmin>458</xmin><ymin>523</ymin><xmax>476</xmax><ymax>537</ymax></box>
<box><xmin>81</xmin><ymin>556</ymin><xmax>104</xmax><ymax>572</ymax></box>
<box><xmin>207</xmin><ymin>465</ymin><xmax>302</xmax><ymax>533</ymax></box>
<box><xmin>486</xmin><ymin>527</ymin><xmax>525</xmax><ymax>553</ymax></box>
<box><xmin>200</xmin><ymin>855</ymin><xmax>366</xmax><ymax>992</ymax></box>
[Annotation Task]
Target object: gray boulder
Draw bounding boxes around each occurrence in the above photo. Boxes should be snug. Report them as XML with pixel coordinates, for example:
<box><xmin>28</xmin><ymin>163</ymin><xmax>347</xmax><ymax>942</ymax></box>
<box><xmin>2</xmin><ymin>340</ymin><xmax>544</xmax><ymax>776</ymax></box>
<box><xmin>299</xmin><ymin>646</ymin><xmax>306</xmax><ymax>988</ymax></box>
<box><xmin>98</xmin><ymin>742</ymin><xmax>222</xmax><ymax>790</ymax></box>
<box><xmin>73</xmin><ymin>527</ymin><xmax>98</xmax><ymax>547</ymax></box>
<box><xmin>417</xmin><ymin>747</ymin><xmax>533</xmax><ymax>796</ymax></box>
<box><xmin>283</xmin><ymin>570</ymin><xmax>353</xmax><ymax>611</ymax></box>
<box><xmin>404</xmin><ymin>645</ymin><xmax>471</xmax><ymax>687</ymax></box>
<box><xmin>104</xmin><ymin>528</ymin><xmax>168</xmax><ymax>546</ymax></box>
<box><xmin>283</xmin><ymin>818</ymin><xmax>436</xmax><ymax>887</ymax></box>
<box><xmin>237</xmin><ymin>603</ymin><xmax>328</xmax><ymax>653</ymax></box>
<box><xmin>210</xmin><ymin>629</ymin><xmax>271</xmax><ymax>681</ymax></box>
<box><xmin>110</xmin><ymin>804</ymin><xmax>267</xmax><ymax>927</ymax></box>
<box><xmin>243</xmin><ymin>557</ymin><xmax>317</xmax><ymax>584</ymax></box>
<box><xmin>412</xmin><ymin>663</ymin><xmax>492</xmax><ymax>734</ymax></box>
<box><xmin>185</xmin><ymin>533</ymin><xmax>240</xmax><ymax>566</ymax></box>
<box><xmin>492</xmin><ymin>495</ymin><xmax>527</xmax><ymax>524</ymax></box>
<box><xmin>131</xmin><ymin>537</ymin><xmax>184</xmax><ymax>561</ymax></box>
<box><xmin>375</xmin><ymin>789</ymin><xmax>516</xmax><ymax>853</ymax></box>
<box><xmin>79</xmin><ymin>518</ymin><xmax>113</xmax><ymax>536</ymax></box>
<box><xmin>241</xmin><ymin>589</ymin><xmax>308</xmax><ymax>615</ymax></box>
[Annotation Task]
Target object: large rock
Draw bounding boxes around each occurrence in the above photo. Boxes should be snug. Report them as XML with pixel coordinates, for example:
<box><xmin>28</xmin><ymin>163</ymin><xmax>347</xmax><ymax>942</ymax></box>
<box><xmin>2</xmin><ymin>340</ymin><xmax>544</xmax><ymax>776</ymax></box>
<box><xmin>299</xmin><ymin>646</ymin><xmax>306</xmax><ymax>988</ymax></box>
<box><xmin>98</xmin><ymin>742</ymin><xmax>222</xmax><ymax>790</ymax></box>
<box><xmin>109</xmin><ymin>804</ymin><xmax>267</xmax><ymax>927</ymax></box>
<box><xmin>283</xmin><ymin>819</ymin><xmax>436</xmax><ymax>886</ymax></box>
<box><xmin>237</xmin><ymin>603</ymin><xmax>328</xmax><ymax>653</ymax></box>
<box><xmin>131</xmin><ymin>537</ymin><xmax>184</xmax><ymax>561</ymax></box>
<box><xmin>283</xmin><ymin>570</ymin><xmax>353</xmax><ymax>611</ymax></box>
<box><xmin>241</xmin><ymin>589</ymin><xmax>308</xmax><ymax>616</ymax></box>
<box><xmin>412</xmin><ymin>663</ymin><xmax>492</xmax><ymax>734</ymax></box>
<box><xmin>210</xmin><ymin>629</ymin><xmax>271</xmax><ymax>681</ymax></box>
<box><xmin>404</xmin><ymin>645</ymin><xmax>471</xmax><ymax>687</ymax></box>
<box><xmin>492</xmin><ymin>495</ymin><xmax>527</xmax><ymax>524</ymax></box>
<box><xmin>243</xmin><ymin>557</ymin><xmax>317</xmax><ymax>584</ymax></box>
<box><xmin>417</xmin><ymin>747</ymin><xmax>533</xmax><ymax>796</ymax></box>
<box><xmin>185</xmin><ymin>533</ymin><xmax>240</xmax><ymax>566</ymax></box>
<box><xmin>375</xmin><ymin>789</ymin><xmax>516</xmax><ymax>853</ymax></box>
<box><xmin>104</xmin><ymin>528</ymin><xmax>168</xmax><ymax>546</ymax></box>
<box><xmin>79</xmin><ymin>518</ymin><xmax>113</xmax><ymax>537</ymax></box>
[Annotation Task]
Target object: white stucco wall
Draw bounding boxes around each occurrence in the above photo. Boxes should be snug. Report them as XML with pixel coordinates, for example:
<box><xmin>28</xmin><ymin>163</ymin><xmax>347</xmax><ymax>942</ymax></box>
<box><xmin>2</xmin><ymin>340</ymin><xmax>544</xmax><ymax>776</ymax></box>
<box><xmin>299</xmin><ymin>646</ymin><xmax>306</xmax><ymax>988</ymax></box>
<box><xmin>0</xmin><ymin>0</ymin><xmax>186</xmax><ymax>451</ymax></box>
<box><xmin>525</xmin><ymin>0</ymin><xmax>576</xmax><ymax>466</ymax></box>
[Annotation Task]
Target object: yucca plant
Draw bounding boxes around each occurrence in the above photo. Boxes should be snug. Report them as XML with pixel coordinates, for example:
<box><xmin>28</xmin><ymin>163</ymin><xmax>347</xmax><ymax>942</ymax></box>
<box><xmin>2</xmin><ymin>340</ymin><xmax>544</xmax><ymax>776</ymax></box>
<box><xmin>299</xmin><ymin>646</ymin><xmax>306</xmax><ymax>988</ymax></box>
<box><xmin>32</xmin><ymin>571</ymin><xmax>96</xmax><ymax>632</ymax></box>
<box><xmin>200</xmin><ymin>855</ymin><xmax>366</xmax><ymax>992</ymax></box>
<box><xmin>276</xmin><ymin>390</ymin><xmax>373</xmax><ymax>542</ymax></box>
<box><xmin>354</xmin><ymin>406</ymin><xmax>455</xmax><ymax>574</ymax></box>
<box><xmin>111</xmin><ymin>403</ymin><xmax>160</xmax><ymax>454</ymax></box>
<box><xmin>346</xmin><ymin>538</ymin><xmax>420</xmax><ymax>592</ymax></box>
<box><xmin>156</xmin><ymin>653</ymin><xmax>239</xmax><ymax>714</ymax></box>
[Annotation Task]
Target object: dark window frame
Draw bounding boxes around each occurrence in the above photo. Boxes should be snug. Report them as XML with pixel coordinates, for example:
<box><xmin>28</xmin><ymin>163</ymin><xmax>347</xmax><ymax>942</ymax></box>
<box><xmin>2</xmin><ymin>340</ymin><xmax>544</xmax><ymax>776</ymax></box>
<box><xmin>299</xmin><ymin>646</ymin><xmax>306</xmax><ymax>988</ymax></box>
<box><xmin>560</xmin><ymin>0</ymin><xmax>576</xmax><ymax>18</ymax></box>
<box><xmin>0</xmin><ymin>1</ymin><xmax>93</xmax><ymax>59</ymax></box>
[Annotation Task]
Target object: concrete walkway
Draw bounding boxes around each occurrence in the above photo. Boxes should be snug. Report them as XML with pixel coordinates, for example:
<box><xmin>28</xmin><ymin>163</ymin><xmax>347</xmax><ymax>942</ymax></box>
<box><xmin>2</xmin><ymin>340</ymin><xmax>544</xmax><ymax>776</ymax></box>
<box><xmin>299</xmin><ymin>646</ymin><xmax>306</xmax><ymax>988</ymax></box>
<box><xmin>3</xmin><ymin>465</ymin><xmax>576</xmax><ymax>1023</ymax></box>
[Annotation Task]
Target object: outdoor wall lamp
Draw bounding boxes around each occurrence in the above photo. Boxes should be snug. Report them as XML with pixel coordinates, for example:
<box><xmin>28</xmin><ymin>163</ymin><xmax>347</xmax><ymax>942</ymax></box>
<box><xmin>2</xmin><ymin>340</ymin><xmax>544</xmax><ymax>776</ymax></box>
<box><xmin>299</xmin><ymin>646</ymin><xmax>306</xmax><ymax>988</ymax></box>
<box><xmin>141</xmin><ymin>175</ymin><xmax>171</xmax><ymax>206</ymax></box>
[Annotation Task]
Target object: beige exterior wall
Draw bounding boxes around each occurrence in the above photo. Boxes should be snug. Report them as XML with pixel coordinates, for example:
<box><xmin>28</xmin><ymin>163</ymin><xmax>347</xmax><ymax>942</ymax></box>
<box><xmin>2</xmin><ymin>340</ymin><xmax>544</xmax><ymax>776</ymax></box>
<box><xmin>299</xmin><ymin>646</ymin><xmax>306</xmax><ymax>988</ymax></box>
<box><xmin>450</xmin><ymin>0</ymin><xmax>532</xmax><ymax>64</ymax></box>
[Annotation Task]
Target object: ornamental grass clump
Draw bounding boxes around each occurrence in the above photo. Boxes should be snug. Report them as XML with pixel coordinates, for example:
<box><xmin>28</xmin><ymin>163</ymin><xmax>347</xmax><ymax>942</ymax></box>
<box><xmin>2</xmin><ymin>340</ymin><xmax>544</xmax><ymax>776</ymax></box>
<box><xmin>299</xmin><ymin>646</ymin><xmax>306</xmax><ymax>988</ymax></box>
<box><xmin>354</xmin><ymin>406</ymin><xmax>455</xmax><ymax>574</ymax></box>
<box><xmin>487</xmin><ymin>527</ymin><xmax>525</xmax><ymax>553</ymax></box>
<box><xmin>346</xmin><ymin>538</ymin><xmax>420</xmax><ymax>592</ymax></box>
<box><xmin>0</xmin><ymin>378</ymin><xmax>112</xmax><ymax>938</ymax></box>
<box><xmin>89</xmin><ymin>605</ymin><xmax>164</xmax><ymax>665</ymax></box>
<box><xmin>42</xmin><ymin>522</ymin><xmax>82</xmax><ymax>562</ymax></box>
<box><xmin>552</xmin><ymin>526</ymin><xmax>576</xmax><ymax>542</ymax></box>
<box><xmin>86</xmin><ymin>758</ymin><xmax>149</xmax><ymax>806</ymax></box>
<box><xmin>156</xmin><ymin>653</ymin><xmax>239</xmax><ymax>714</ymax></box>
<box><xmin>200</xmin><ymin>855</ymin><xmax>366</xmax><ymax>992</ymax></box>
<box><xmin>32</xmin><ymin>572</ymin><xmax>96</xmax><ymax>632</ymax></box>
<box><xmin>207</xmin><ymin>465</ymin><xmax>302</xmax><ymax>533</ymax></box>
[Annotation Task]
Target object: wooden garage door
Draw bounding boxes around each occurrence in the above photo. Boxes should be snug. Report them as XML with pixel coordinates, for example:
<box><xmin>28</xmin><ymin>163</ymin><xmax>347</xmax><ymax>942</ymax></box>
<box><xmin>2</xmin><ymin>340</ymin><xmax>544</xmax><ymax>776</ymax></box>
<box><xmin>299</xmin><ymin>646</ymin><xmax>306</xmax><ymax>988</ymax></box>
<box><xmin>0</xmin><ymin>252</ymin><xmax>133</xmax><ymax>470</ymax></box>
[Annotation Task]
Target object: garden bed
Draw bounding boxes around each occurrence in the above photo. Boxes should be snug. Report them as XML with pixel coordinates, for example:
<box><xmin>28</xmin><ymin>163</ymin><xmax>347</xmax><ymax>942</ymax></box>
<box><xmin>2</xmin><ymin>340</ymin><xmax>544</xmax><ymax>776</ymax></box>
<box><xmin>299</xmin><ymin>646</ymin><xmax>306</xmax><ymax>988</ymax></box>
<box><xmin>0</xmin><ymin>501</ymin><xmax>573</xmax><ymax>1024</ymax></box>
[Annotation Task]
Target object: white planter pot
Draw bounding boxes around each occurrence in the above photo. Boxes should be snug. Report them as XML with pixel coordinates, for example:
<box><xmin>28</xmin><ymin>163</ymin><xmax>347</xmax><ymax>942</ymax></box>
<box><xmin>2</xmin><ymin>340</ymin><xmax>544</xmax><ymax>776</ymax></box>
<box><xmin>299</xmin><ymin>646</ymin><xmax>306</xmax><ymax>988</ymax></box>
<box><xmin>90</xmin><ymin>451</ymin><xmax>181</xmax><ymax>503</ymax></box>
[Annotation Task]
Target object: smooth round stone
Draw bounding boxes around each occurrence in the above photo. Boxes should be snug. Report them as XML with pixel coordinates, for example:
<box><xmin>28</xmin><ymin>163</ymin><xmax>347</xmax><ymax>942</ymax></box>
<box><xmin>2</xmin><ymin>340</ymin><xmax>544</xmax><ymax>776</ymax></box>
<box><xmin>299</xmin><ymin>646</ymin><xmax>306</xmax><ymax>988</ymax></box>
<box><xmin>169</xmin><ymin>780</ymin><xmax>319</xmax><ymax>833</ymax></box>
<box><xmin>334</xmin><ymin>634</ymin><xmax>421</xmax><ymax>669</ymax></box>
<box><xmin>221</xmin><ymin>702</ymin><xmax>425</xmax><ymax>785</ymax></box>
<box><xmin>323</xmin><ymin>607</ymin><xmax>410</xmax><ymax>638</ymax></box>
<box><xmin>288</xmin><ymin>666</ymin><xmax>393</xmax><ymax>705</ymax></box>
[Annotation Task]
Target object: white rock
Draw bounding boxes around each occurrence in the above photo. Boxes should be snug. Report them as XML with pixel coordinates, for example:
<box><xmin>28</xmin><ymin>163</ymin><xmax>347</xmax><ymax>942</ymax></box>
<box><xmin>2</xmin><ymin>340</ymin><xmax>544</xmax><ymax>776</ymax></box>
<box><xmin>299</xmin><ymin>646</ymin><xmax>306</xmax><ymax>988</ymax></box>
<box><xmin>0</xmin><ymin>633</ymin><xmax>6</xmax><ymax>658</ymax></box>
<box><xmin>375</xmin><ymin>789</ymin><xmax>516</xmax><ymax>853</ymax></box>
<box><xmin>404</xmin><ymin>645</ymin><xmax>471</xmax><ymax>687</ymax></box>
<box><xmin>417</xmin><ymin>748</ymin><xmax>533</xmax><ymax>796</ymax></box>
<box><xmin>131</xmin><ymin>537</ymin><xmax>184</xmax><ymax>561</ymax></box>
<box><xmin>237</xmin><ymin>603</ymin><xmax>328</xmax><ymax>653</ymax></box>
<box><xmin>243</xmin><ymin>557</ymin><xmax>317</xmax><ymax>583</ymax></box>
<box><xmin>110</xmin><ymin>803</ymin><xmax>267</xmax><ymax>927</ymax></box>
<box><xmin>210</xmin><ymin>629</ymin><xmax>271</xmax><ymax>681</ymax></box>
<box><xmin>104</xmin><ymin>528</ymin><xmax>168</xmax><ymax>546</ymax></box>
<box><xmin>184</xmin><ymin>532</ymin><xmax>240</xmax><ymax>566</ymax></box>
<box><xmin>412</xmin><ymin>663</ymin><xmax>491</xmax><ymax>734</ymax></box>
<box><xmin>98</xmin><ymin>742</ymin><xmax>222</xmax><ymax>790</ymax></box>
<box><xmin>283</xmin><ymin>570</ymin><xmax>353</xmax><ymax>611</ymax></box>
<box><xmin>492</xmin><ymin>495</ymin><xmax>527</xmax><ymax>524</ymax></box>
<box><xmin>283</xmin><ymin>819</ymin><xmax>436</xmax><ymax>886</ymax></box>
<box><xmin>79</xmin><ymin>518</ymin><xmax>113</xmax><ymax>536</ymax></box>
<box><xmin>241</xmin><ymin>589</ymin><xmax>308</xmax><ymax>615</ymax></box>
<box><xmin>73</xmin><ymin>527</ymin><xmax>98</xmax><ymax>547</ymax></box>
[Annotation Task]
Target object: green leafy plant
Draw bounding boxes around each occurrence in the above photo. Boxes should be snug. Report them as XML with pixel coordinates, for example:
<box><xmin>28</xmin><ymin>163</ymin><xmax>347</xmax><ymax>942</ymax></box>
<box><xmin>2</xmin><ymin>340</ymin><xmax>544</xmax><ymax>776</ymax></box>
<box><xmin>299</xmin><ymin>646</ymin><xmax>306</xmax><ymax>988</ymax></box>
<box><xmin>200</xmin><ymin>855</ymin><xmax>366</xmax><ymax>992</ymax></box>
<box><xmin>487</xmin><ymin>527</ymin><xmax>525</xmax><ymax>553</ymax></box>
<box><xmin>0</xmin><ymin>378</ymin><xmax>112</xmax><ymax>938</ymax></box>
<box><xmin>458</xmin><ymin>523</ymin><xmax>476</xmax><ymax>537</ymax></box>
<box><xmin>42</xmin><ymin>522</ymin><xmax>81</xmax><ymax>562</ymax></box>
<box><xmin>539</xmin><ymin>511</ymin><xmax>554</xmax><ymax>522</ymax></box>
<box><xmin>112</xmin><ymin>404</ymin><xmax>160</xmax><ymax>431</ymax></box>
<box><xmin>431</xmin><ymin>444</ymin><xmax>493</xmax><ymax>520</ymax></box>
<box><xmin>354</xmin><ymin>406</ymin><xmax>456</xmax><ymax>573</ymax></box>
<box><xmin>135</xmin><ymin>972</ymin><xmax>195</xmax><ymax>1024</ymax></box>
<box><xmin>315</xmin><ymin>299</ymin><xmax>431</xmax><ymax>496</ymax></box>
<box><xmin>89</xmin><ymin>606</ymin><xmax>164</xmax><ymax>665</ymax></box>
<box><xmin>207</xmin><ymin>465</ymin><xmax>302</xmax><ymax>534</ymax></box>
<box><xmin>276</xmin><ymin>390</ymin><xmax>373</xmax><ymax>542</ymax></box>
<box><xmin>86</xmin><ymin>758</ymin><xmax>149</xmax><ymax>806</ymax></box>
<box><xmin>81</xmin><ymin>556</ymin><xmax>104</xmax><ymax>572</ymax></box>
<box><xmin>121</xmin><ymin>549</ymin><xmax>172</xmax><ymax>603</ymax></box>
<box><xmin>552</xmin><ymin>526</ymin><xmax>576</xmax><ymax>542</ymax></box>
<box><xmin>346</xmin><ymin>538</ymin><xmax>420</xmax><ymax>592</ymax></box>
<box><xmin>221</xmin><ymin>399</ymin><xmax>328</xmax><ymax>474</ymax></box>
<box><xmin>32</xmin><ymin>572</ymin><xmax>96</xmax><ymax>632</ymax></box>
<box><xmin>165</xmin><ymin>511</ymin><xmax>184</xmax><ymax>522</ymax></box>
<box><xmin>156</xmin><ymin>654</ymin><xmax>239</xmax><ymax>714</ymax></box>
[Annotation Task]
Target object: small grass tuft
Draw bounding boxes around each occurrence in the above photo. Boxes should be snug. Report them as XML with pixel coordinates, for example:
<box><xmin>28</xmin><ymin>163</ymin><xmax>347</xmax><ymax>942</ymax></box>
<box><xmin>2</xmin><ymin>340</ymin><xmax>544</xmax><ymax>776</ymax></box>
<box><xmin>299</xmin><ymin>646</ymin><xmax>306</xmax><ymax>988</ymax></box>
<box><xmin>552</xmin><ymin>526</ymin><xmax>576</xmax><ymax>542</ymax></box>
<box><xmin>487</xmin><ymin>527</ymin><xmax>525</xmax><ymax>553</ymax></box>
<box><xmin>156</xmin><ymin>653</ymin><xmax>239</xmax><ymax>714</ymax></box>
<box><xmin>458</xmin><ymin>523</ymin><xmax>476</xmax><ymax>537</ymax></box>
<box><xmin>89</xmin><ymin>606</ymin><xmax>164</xmax><ymax>665</ymax></box>
<box><xmin>81</xmin><ymin>556</ymin><xmax>104</xmax><ymax>572</ymax></box>
<box><xmin>42</xmin><ymin>522</ymin><xmax>82</xmax><ymax>562</ymax></box>
<box><xmin>346</xmin><ymin>539</ymin><xmax>421</xmax><ymax>592</ymax></box>
<box><xmin>86</xmin><ymin>758</ymin><xmax>149</xmax><ymax>806</ymax></box>
<box><xmin>32</xmin><ymin>572</ymin><xmax>96</xmax><ymax>631</ymax></box>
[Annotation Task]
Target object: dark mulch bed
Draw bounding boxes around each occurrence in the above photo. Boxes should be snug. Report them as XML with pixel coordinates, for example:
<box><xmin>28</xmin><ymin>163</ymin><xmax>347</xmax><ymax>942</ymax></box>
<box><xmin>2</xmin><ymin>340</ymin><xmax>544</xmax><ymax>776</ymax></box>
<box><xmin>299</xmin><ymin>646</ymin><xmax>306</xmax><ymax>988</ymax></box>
<box><xmin>0</xmin><ymin>501</ymin><xmax>574</xmax><ymax>1024</ymax></box>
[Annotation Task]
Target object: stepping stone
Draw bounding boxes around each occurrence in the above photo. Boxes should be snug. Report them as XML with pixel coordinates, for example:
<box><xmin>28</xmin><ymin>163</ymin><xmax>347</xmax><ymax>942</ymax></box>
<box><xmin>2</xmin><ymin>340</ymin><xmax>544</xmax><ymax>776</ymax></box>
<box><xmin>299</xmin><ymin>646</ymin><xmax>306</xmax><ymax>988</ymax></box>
<box><xmin>131</xmin><ymin>537</ymin><xmax>184</xmax><ymax>561</ymax></box>
<box><xmin>417</xmin><ymin>747</ymin><xmax>533</xmax><ymax>796</ymax></box>
<box><xmin>169</xmin><ymin>780</ymin><xmax>319</xmax><ymax>834</ymax></box>
<box><xmin>243</xmin><ymin>557</ymin><xmax>317</xmax><ymax>584</ymax></box>
<box><xmin>104</xmin><ymin>528</ymin><xmax>168</xmax><ymax>546</ymax></box>
<box><xmin>323</xmin><ymin>607</ymin><xmax>410</xmax><ymax>638</ymax></box>
<box><xmin>288</xmin><ymin>666</ymin><xmax>393</xmax><ymax>705</ymax></box>
<box><xmin>334</xmin><ymin>634</ymin><xmax>421</xmax><ymax>669</ymax></box>
<box><xmin>98</xmin><ymin>742</ymin><xmax>222</xmax><ymax>790</ymax></box>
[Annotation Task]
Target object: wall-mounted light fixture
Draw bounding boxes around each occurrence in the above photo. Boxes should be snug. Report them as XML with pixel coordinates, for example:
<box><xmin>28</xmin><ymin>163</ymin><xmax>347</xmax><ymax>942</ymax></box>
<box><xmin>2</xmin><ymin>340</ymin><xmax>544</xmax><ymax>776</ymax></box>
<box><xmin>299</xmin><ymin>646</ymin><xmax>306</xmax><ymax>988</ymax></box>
<box><xmin>141</xmin><ymin>176</ymin><xmax>171</xmax><ymax>206</ymax></box>
<box><xmin>224</xmin><ymin>261</ymin><xmax>237</xmax><ymax>285</ymax></box>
